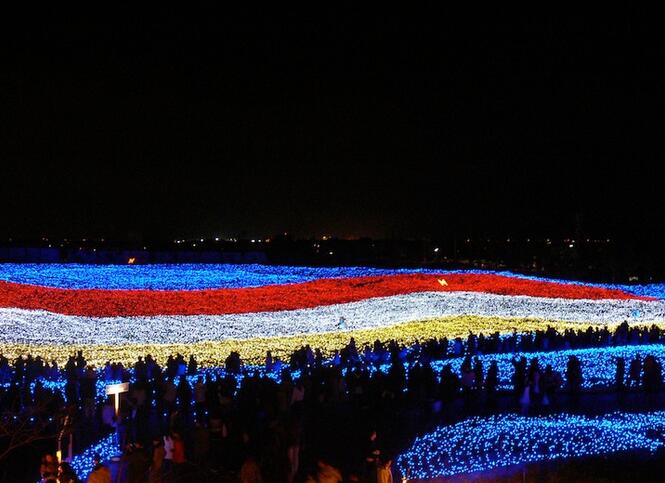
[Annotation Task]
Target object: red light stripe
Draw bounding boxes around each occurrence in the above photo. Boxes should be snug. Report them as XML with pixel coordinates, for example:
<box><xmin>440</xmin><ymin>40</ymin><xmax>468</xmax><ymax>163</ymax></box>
<box><xmin>0</xmin><ymin>273</ymin><xmax>651</xmax><ymax>317</ymax></box>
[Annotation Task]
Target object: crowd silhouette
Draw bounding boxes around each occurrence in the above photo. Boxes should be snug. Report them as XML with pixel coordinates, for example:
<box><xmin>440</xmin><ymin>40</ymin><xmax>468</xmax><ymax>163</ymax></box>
<box><xmin>0</xmin><ymin>321</ymin><xmax>664</xmax><ymax>482</ymax></box>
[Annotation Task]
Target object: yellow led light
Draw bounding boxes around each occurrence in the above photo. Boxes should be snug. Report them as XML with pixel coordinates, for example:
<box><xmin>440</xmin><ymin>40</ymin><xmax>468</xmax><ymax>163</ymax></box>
<box><xmin>2</xmin><ymin>316</ymin><xmax>663</xmax><ymax>368</ymax></box>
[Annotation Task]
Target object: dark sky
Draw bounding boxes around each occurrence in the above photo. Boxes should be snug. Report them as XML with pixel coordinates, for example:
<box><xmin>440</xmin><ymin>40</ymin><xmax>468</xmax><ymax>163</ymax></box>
<box><xmin>1</xmin><ymin>10</ymin><xmax>663</xmax><ymax>244</ymax></box>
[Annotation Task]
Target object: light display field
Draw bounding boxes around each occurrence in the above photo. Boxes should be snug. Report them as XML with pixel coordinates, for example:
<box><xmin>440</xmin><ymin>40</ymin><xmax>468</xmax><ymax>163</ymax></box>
<box><xmin>1</xmin><ymin>263</ymin><xmax>664</xmax><ymax>366</ymax></box>
<box><xmin>4</xmin><ymin>263</ymin><xmax>665</xmax><ymax>480</ymax></box>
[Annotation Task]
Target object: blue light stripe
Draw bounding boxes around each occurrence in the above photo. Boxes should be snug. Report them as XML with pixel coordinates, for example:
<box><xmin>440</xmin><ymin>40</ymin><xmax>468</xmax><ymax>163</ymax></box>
<box><xmin>397</xmin><ymin>411</ymin><xmax>665</xmax><ymax>479</ymax></box>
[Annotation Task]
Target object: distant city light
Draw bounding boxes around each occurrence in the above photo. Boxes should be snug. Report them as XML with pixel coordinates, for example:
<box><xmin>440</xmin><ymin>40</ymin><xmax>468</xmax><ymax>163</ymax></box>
<box><xmin>434</xmin><ymin>247</ymin><xmax>439</xmax><ymax>253</ymax></box>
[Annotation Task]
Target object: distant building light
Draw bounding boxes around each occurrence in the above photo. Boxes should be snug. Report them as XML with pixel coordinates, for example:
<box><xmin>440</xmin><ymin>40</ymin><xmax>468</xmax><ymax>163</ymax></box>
<box><xmin>215</xmin><ymin>237</ymin><xmax>220</xmax><ymax>241</ymax></box>
<box><xmin>127</xmin><ymin>257</ymin><xmax>136</xmax><ymax>264</ymax></box>
<box><xmin>434</xmin><ymin>247</ymin><xmax>439</xmax><ymax>253</ymax></box>
<box><xmin>569</xmin><ymin>244</ymin><xmax>574</xmax><ymax>248</ymax></box>
<box><xmin>200</xmin><ymin>238</ymin><xmax>204</xmax><ymax>242</ymax></box>
<box><xmin>329</xmin><ymin>251</ymin><xmax>334</xmax><ymax>255</ymax></box>
<box><xmin>251</xmin><ymin>239</ymin><xmax>256</xmax><ymax>243</ymax></box>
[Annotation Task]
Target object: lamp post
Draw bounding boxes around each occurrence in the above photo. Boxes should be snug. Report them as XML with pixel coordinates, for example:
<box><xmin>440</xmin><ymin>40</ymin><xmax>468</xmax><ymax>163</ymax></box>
<box><xmin>105</xmin><ymin>382</ymin><xmax>129</xmax><ymax>418</ymax></box>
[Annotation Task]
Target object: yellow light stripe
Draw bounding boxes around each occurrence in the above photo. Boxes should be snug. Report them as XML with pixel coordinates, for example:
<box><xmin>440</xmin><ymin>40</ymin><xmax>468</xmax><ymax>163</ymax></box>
<box><xmin>3</xmin><ymin>316</ymin><xmax>663</xmax><ymax>367</ymax></box>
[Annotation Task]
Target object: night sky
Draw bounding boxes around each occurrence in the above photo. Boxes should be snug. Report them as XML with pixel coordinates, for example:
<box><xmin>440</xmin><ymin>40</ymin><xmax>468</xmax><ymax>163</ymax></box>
<box><xmin>2</xmin><ymin>10</ymin><xmax>663</xmax><ymax>245</ymax></box>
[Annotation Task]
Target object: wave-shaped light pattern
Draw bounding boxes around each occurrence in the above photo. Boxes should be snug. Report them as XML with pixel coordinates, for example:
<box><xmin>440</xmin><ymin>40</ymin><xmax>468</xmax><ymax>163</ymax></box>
<box><xmin>397</xmin><ymin>411</ymin><xmax>665</xmax><ymax>479</ymax></box>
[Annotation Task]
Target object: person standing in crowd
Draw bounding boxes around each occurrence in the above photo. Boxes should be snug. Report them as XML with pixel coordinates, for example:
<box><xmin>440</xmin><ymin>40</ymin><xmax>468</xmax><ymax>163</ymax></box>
<box><xmin>101</xmin><ymin>397</ymin><xmax>116</xmax><ymax>433</ymax></box>
<box><xmin>194</xmin><ymin>376</ymin><xmax>207</xmax><ymax>421</ymax></box>
<box><xmin>125</xmin><ymin>442</ymin><xmax>151</xmax><ymax>483</ymax></box>
<box><xmin>163</xmin><ymin>378</ymin><xmax>177</xmax><ymax>415</ymax></box>
<box><xmin>57</xmin><ymin>461</ymin><xmax>81</xmax><ymax>483</ymax></box>
<box><xmin>363</xmin><ymin>430</ymin><xmax>381</xmax><ymax>483</ymax></box>
<box><xmin>616</xmin><ymin>357</ymin><xmax>626</xmax><ymax>391</ymax></box>
<box><xmin>150</xmin><ymin>437</ymin><xmax>165</xmax><ymax>483</ymax></box>
<box><xmin>163</xmin><ymin>432</ymin><xmax>174</xmax><ymax>480</ymax></box>
<box><xmin>87</xmin><ymin>454</ymin><xmax>111</xmax><ymax>483</ymax></box>
<box><xmin>628</xmin><ymin>355</ymin><xmax>642</xmax><ymax>388</ymax></box>
<box><xmin>291</xmin><ymin>378</ymin><xmax>306</xmax><ymax>415</ymax></box>
<box><xmin>193</xmin><ymin>420</ymin><xmax>210</xmax><ymax>469</ymax></box>
<box><xmin>314</xmin><ymin>458</ymin><xmax>343</xmax><ymax>483</ymax></box>
<box><xmin>172</xmin><ymin>431</ymin><xmax>186</xmax><ymax>480</ymax></box>
<box><xmin>519</xmin><ymin>375</ymin><xmax>531</xmax><ymax>415</ymax></box>
<box><xmin>240</xmin><ymin>453</ymin><xmax>263</xmax><ymax>483</ymax></box>
<box><xmin>376</xmin><ymin>458</ymin><xmax>393</xmax><ymax>483</ymax></box>
<box><xmin>541</xmin><ymin>364</ymin><xmax>560</xmax><ymax>410</ymax></box>
<box><xmin>484</xmin><ymin>360</ymin><xmax>499</xmax><ymax>406</ymax></box>
<box><xmin>40</xmin><ymin>453</ymin><xmax>58</xmax><ymax>482</ymax></box>
<box><xmin>286</xmin><ymin>417</ymin><xmax>302</xmax><ymax>483</ymax></box>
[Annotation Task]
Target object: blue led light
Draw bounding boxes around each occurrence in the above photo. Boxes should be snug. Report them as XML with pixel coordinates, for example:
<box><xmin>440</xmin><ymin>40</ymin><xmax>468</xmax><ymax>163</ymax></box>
<box><xmin>0</xmin><ymin>263</ymin><xmax>436</xmax><ymax>290</ymax></box>
<box><xmin>397</xmin><ymin>411</ymin><xmax>665</xmax><ymax>479</ymax></box>
<box><xmin>69</xmin><ymin>433</ymin><xmax>119</xmax><ymax>480</ymax></box>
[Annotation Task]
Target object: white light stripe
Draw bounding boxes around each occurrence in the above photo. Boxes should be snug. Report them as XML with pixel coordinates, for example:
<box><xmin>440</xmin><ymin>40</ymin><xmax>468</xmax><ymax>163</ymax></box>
<box><xmin>1</xmin><ymin>291</ymin><xmax>664</xmax><ymax>345</ymax></box>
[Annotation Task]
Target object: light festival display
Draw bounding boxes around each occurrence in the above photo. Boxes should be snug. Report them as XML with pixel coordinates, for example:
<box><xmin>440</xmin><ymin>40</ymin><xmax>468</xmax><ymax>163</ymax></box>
<box><xmin>397</xmin><ymin>411</ymin><xmax>665</xmax><ymax>479</ymax></box>
<box><xmin>1</xmin><ymin>263</ymin><xmax>664</xmax><ymax>366</ymax></box>
<box><xmin>1</xmin><ymin>263</ymin><xmax>663</xmax><ymax>479</ymax></box>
